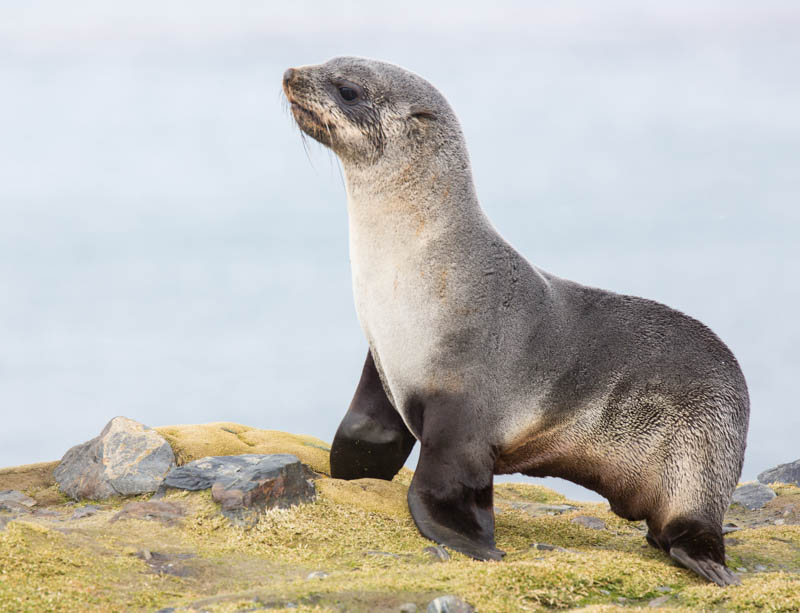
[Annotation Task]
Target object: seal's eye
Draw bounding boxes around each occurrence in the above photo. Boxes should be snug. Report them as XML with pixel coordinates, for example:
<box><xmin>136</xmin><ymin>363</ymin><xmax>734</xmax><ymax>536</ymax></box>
<box><xmin>339</xmin><ymin>86</ymin><xmax>359</xmax><ymax>102</ymax></box>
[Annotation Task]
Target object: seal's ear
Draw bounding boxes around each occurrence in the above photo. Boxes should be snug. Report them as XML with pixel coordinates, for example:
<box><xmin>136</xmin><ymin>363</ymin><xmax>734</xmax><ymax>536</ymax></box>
<box><xmin>408</xmin><ymin>105</ymin><xmax>437</xmax><ymax>121</ymax></box>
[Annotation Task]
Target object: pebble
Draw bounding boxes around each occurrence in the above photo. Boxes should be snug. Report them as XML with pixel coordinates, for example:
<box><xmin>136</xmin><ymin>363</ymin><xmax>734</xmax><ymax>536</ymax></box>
<box><xmin>71</xmin><ymin>505</ymin><xmax>101</xmax><ymax>520</ymax></box>
<box><xmin>648</xmin><ymin>595</ymin><xmax>670</xmax><ymax>608</ymax></box>
<box><xmin>110</xmin><ymin>501</ymin><xmax>186</xmax><ymax>525</ymax></box>
<box><xmin>531</xmin><ymin>542</ymin><xmax>570</xmax><ymax>553</ymax></box>
<box><xmin>754</xmin><ymin>564</ymin><xmax>767</xmax><ymax>572</ymax></box>
<box><xmin>399</xmin><ymin>604</ymin><xmax>418</xmax><ymax>613</ymax></box>
<box><xmin>571</xmin><ymin>515</ymin><xmax>606</xmax><ymax>530</ymax></box>
<box><xmin>306</xmin><ymin>571</ymin><xmax>329</xmax><ymax>580</ymax></box>
<box><xmin>0</xmin><ymin>490</ymin><xmax>37</xmax><ymax>513</ymax></box>
<box><xmin>507</xmin><ymin>502</ymin><xmax>578</xmax><ymax>517</ymax></box>
<box><xmin>427</xmin><ymin>595</ymin><xmax>474</xmax><ymax>613</ymax></box>
<box><xmin>423</xmin><ymin>545</ymin><xmax>451</xmax><ymax>562</ymax></box>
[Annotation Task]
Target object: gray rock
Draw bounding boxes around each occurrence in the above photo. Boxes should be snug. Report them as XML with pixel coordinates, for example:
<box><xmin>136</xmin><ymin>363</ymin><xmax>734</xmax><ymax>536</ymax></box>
<box><xmin>648</xmin><ymin>595</ymin><xmax>670</xmax><ymax>607</ymax></box>
<box><xmin>165</xmin><ymin>454</ymin><xmax>315</xmax><ymax>523</ymax></box>
<box><xmin>758</xmin><ymin>459</ymin><xmax>800</xmax><ymax>486</ymax></box>
<box><xmin>427</xmin><ymin>595</ymin><xmax>474</xmax><ymax>613</ymax></box>
<box><xmin>0</xmin><ymin>490</ymin><xmax>37</xmax><ymax>513</ymax></box>
<box><xmin>423</xmin><ymin>545</ymin><xmax>451</xmax><ymax>561</ymax></box>
<box><xmin>754</xmin><ymin>564</ymin><xmax>767</xmax><ymax>572</ymax></box>
<box><xmin>399</xmin><ymin>604</ymin><xmax>418</xmax><ymax>613</ymax></box>
<box><xmin>731</xmin><ymin>482</ymin><xmax>776</xmax><ymax>510</ymax></box>
<box><xmin>571</xmin><ymin>515</ymin><xmax>606</xmax><ymax>530</ymax></box>
<box><xmin>54</xmin><ymin>416</ymin><xmax>175</xmax><ymax>500</ymax></box>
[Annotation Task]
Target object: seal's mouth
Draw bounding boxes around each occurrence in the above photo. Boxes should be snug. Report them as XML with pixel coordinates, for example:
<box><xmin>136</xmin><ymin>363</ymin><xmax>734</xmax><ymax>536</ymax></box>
<box><xmin>287</xmin><ymin>97</ymin><xmax>335</xmax><ymax>147</ymax></box>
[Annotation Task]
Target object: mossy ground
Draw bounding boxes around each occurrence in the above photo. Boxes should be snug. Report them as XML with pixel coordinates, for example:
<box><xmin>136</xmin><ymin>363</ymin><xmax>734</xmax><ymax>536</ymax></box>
<box><xmin>2</xmin><ymin>424</ymin><xmax>799</xmax><ymax>612</ymax></box>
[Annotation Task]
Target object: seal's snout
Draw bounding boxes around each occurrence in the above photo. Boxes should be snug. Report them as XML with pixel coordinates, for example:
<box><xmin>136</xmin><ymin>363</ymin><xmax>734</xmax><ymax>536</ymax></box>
<box><xmin>282</xmin><ymin>68</ymin><xmax>296</xmax><ymax>93</ymax></box>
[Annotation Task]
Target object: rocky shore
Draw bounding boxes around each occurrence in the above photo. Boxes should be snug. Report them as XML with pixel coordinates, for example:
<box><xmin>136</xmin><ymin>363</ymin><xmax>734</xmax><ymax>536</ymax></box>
<box><xmin>1</xmin><ymin>417</ymin><xmax>799</xmax><ymax>612</ymax></box>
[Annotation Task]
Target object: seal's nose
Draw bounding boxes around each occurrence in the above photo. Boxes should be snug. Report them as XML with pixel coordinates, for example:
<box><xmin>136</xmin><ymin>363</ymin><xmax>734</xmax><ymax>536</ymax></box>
<box><xmin>283</xmin><ymin>68</ymin><xmax>296</xmax><ymax>87</ymax></box>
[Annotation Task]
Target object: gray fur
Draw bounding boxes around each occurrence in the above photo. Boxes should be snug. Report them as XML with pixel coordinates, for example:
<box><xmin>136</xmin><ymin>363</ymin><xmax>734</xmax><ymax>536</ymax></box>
<box><xmin>284</xmin><ymin>57</ymin><xmax>749</xmax><ymax>584</ymax></box>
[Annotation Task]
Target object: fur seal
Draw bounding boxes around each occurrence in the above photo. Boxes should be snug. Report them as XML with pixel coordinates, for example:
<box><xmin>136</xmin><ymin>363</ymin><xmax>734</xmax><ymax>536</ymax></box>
<box><xmin>282</xmin><ymin>57</ymin><xmax>749</xmax><ymax>586</ymax></box>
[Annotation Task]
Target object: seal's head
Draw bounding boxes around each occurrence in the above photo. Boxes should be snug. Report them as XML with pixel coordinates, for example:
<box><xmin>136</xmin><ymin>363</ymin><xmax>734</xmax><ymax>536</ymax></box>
<box><xmin>283</xmin><ymin>57</ymin><xmax>462</xmax><ymax>166</ymax></box>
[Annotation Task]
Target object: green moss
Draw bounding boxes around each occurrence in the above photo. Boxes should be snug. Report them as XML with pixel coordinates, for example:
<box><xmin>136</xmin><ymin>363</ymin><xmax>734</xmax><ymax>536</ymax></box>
<box><xmin>155</xmin><ymin>422</ymin><xmax>332</xmax><ymax>474</ymax></box>
<box><xmin>2</xmin><ymin>429</ymin><xmax>800</xmax><ymax>612</ymax></box>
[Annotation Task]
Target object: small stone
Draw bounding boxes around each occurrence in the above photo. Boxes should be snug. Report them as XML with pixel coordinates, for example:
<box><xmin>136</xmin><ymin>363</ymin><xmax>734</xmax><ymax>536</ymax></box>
<box><xmin>33</xmin><ymin>508</ymin><xmax>61</xmax><ymax>518</ymax></box>
<box><xmin>0</xmin><ymin>516</ymin><xmax>17</xmax><ymax>531</ymax></box>
<box><xmin>655</xmin><ymin>586</ymin><xmax>671</xmax><ymax>593</ymax></box>
<box><xmin>110</xmin><ymin>501</ymin><xmax>185</xmax><ymax>525</ymax></box>
<box><xmin>571</xmin><ymin>515</ymin><xmax>606</xmax><ymax>530</ymax></box>
<box><xmin>427</xmin><ymin>595</ymin><xmax>474</xmax><ymax>613</ymax></box>
<box><xmin>306</xmin><ymin>571</ymin><xmax>329</xmax><ymax>580</ymax></box>
<box><xmin>616</xmin><ymin>596</ymin><xmax>627</xmax><ymax>603</ymax></box>
<box><xmin>736</xmin><ymin>567</ymin><xmax>747</xmax><ymax>572</ymax></box>
<box><xmin>400</xmin><ymin>604</ymin><xmax>418</xmax><ymax>613</ymax></box>
<box><xmin>722</xmin><ymin>522</ymin><xmax>740</xmax><ymax>534</ymax></box>
<box><xmin>730</xmin><ymin>482</ymin><xmax>776</xmax><ymax>510</ymax></box>
<box><xmin>758</xmin><ymin>459</ymin><xmax>800</xmax><ymax>487</ymax></box>
<box><xmin>599</xmin><ymin>589</ymin><xmax>610</xmax><ymax>595</ymax></box>
<box><xmin>531</xmin><ymin>542</ymin><xmax>569</xmax><ymax>552</ymax></box>
<box><xmin>775</xmin><ymin>518</ymin><xmax>786</xmax><ymax>525</ymax></box>
<box><xmin>423</xmin><ymin>546</ymin><xmax>451</xmax><ymax>562</ymax></box>
<box><xmin>54</xmin><ymin>417</ymin><xmax>175</xmax><ymax>500</ymax></box>
<box><xmin>508</xmin><ymin>502</ymin><xmax>578</xmax><ymax>517</ymax></box>
<box><xmin>366</xmin><ymin>550</ymin><xmax>401</xmax><ymax>559</ymax></box>
<box><xmin>137</xmin><ymin>550</ymin><xmax>196</xmax><ymax>577</ymax></box>
<box><xmin>754</xmin><ymin>564</ymin><xmax>767</xmax><ymax>572</ymax></box>
<box><xmin>648</xmin><ymin>595</ymin><xmax>670</xmax><ymax>607</ymax></box>
<box><xmin>71</xmin><ymin>505</ymin><xmax>101</xmax><ymax>520</ymax></box>
<box><xmin>0</xmin><ymin>490</ymin><xmax>37</xmax><ymax>513</ymax></box>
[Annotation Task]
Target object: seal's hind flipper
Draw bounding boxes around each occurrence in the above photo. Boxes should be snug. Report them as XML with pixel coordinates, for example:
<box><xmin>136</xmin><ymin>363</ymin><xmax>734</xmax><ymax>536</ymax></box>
<box><xmin>330</xmin><ymin>350</ymin><xmax>416</xmax><ymax>480</ymax></box>
<box><xmin>670</xmin><ymin>546</ymin><xmax>741</xmax><ymax>586</ymax></box>
<box><xmin>657</xmin><ymin>516</ymin><xmax>739</xmax><ymax>587</ymax></box>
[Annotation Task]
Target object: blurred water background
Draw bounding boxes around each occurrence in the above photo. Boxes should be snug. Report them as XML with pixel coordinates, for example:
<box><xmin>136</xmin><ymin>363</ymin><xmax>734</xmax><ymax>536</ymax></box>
<box><xmin>1</xmin><ymin>1</ymin><xmax>798</xmax><ymax>501</ymax></box>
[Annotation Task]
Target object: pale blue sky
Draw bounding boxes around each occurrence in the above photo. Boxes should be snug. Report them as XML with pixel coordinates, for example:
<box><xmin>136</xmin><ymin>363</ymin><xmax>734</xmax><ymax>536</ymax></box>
<box><xmin>1</xmin><ymin>1</ymin><xmax>798</xmax><ymax>500</ymax></box>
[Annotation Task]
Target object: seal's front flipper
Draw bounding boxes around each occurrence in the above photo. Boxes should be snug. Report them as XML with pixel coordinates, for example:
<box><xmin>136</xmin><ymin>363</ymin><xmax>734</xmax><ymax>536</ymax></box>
<box><xmin>330</xmin><ymin>350</ymin><xmax>416</xmax><ymax>480</ymax></box>
<box><xmin>408</xmin><ymin>417</ymin><xmax>504</xmax><ymax>561</ymax></box>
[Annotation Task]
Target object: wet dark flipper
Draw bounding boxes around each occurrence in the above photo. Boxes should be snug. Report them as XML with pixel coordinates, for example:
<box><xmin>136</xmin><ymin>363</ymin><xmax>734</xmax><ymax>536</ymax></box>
<box><xmin>658</xmin><ymin>516</ymin><xmax>740</xmax><ymax>587</ymax></box>
<box><xmin>329</xmin><ymin>350</ymin><xmax>416</xmax><ymax>480</ymax></box>
<box><xmin>407</xmin><ymin>407</ymin><xmax>504</xmax><ymax>561</ymax></box>
<box><xmin>670</xmin><ymin>546</ymin><xmax>740</xmax><ymax>586</ymax></box>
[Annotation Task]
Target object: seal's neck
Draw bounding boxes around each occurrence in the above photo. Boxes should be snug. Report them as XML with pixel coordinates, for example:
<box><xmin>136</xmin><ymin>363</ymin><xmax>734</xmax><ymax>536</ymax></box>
<box><xmin>341</xmin><ymin>151</ymin><xmax>485</xmax><ymax>255</ymax></box>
